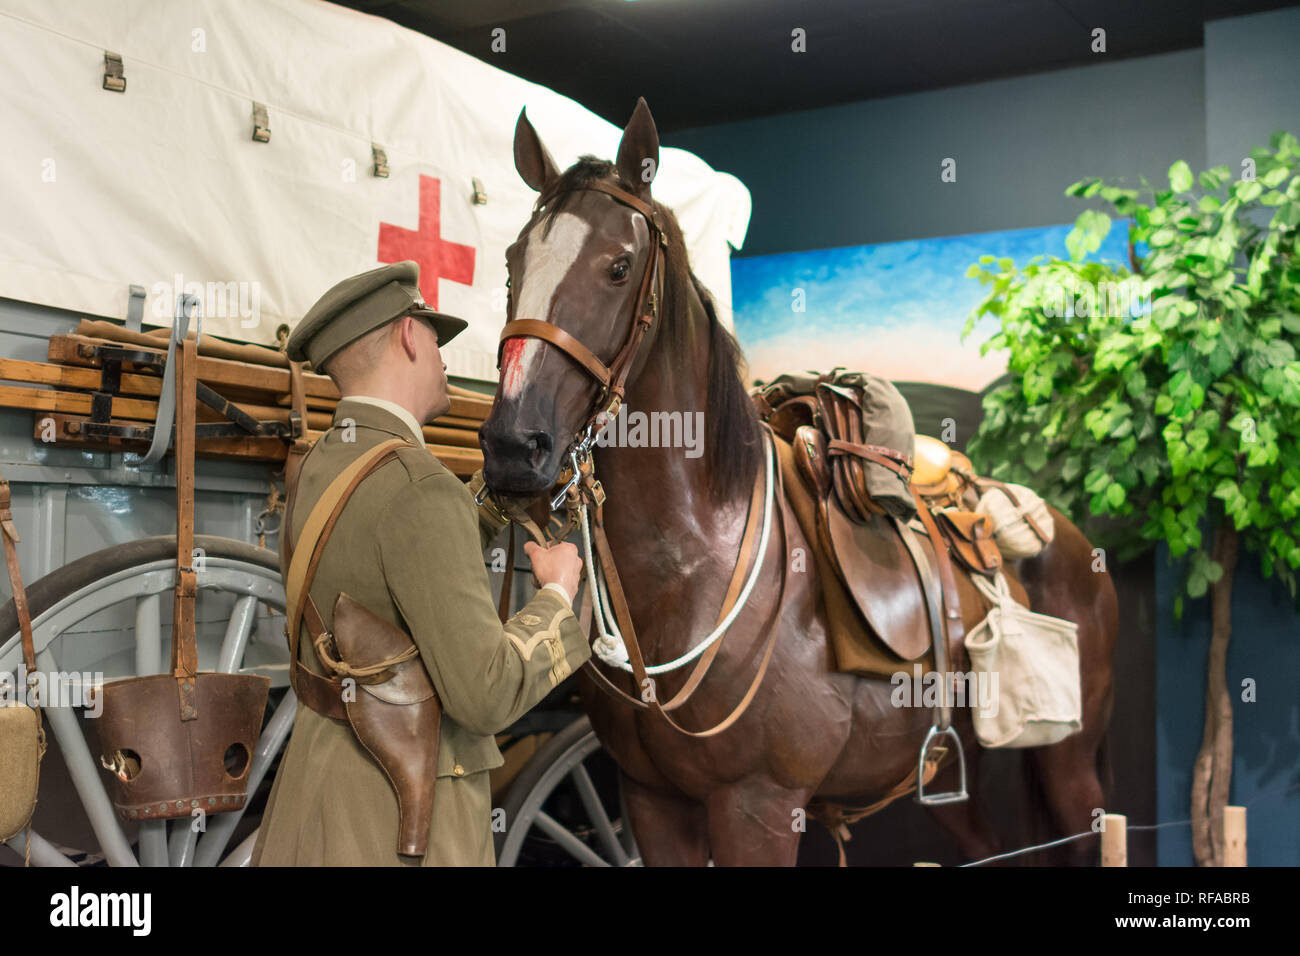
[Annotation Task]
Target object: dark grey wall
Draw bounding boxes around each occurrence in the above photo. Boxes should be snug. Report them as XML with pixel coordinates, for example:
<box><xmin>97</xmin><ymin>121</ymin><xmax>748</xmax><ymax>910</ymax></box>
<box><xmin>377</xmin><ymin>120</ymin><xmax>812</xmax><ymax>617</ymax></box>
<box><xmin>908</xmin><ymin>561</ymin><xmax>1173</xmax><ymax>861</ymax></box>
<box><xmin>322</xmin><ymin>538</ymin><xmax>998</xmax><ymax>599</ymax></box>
<box><xmin>670</xmin><ymin>49</ymin><xmax>1206</xmax><ymax>257</ymax></box>
<box><xmin>1205</xmin><ymin>6</ymin><xmax>1300</xmax><ymax>169</ymax></box>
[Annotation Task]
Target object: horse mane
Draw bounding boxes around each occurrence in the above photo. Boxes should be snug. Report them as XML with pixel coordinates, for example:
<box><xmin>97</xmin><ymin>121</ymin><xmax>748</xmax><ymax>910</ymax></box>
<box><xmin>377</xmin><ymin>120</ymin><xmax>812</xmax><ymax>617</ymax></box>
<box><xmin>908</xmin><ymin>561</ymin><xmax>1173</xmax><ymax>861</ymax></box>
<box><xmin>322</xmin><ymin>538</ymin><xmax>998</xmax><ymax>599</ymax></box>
<box><xmin>535</xmin><ymin>157</ymin><xmax>763</xmax><ymax>503</ymax></box>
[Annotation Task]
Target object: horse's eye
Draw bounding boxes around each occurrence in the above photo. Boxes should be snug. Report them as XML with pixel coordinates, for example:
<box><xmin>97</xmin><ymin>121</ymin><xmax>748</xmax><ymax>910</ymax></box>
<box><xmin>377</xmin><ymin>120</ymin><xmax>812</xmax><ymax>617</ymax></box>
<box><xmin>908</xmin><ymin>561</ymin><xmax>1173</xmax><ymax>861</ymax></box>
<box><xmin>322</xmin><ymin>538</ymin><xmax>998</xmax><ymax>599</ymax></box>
<box><xmin>611</xmin><ymin>260</ymin><xmax>630</xmax><ymax>282</ymax></box>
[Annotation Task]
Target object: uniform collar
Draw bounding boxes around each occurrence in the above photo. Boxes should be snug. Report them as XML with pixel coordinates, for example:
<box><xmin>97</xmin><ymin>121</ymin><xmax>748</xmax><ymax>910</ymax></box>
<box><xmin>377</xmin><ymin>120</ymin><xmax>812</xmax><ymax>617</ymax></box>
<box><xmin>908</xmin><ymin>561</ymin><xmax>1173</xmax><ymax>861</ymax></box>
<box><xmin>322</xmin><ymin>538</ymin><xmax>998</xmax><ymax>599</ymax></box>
<box><xmin>335</xmin><ymin>395</ymin><xmax>425</xmax><ymax>444</ymax></box>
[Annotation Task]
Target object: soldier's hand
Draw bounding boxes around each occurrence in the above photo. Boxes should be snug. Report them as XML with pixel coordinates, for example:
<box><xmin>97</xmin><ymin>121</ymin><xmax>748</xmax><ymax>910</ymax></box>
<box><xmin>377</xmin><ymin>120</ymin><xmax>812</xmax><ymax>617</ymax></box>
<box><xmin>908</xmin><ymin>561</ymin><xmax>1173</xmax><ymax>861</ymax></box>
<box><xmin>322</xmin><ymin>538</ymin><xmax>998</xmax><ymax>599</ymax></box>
<box><xmin>524</xmin><ymin>540</ymin><xmax>582</xmax><ymax>604</ymax></box>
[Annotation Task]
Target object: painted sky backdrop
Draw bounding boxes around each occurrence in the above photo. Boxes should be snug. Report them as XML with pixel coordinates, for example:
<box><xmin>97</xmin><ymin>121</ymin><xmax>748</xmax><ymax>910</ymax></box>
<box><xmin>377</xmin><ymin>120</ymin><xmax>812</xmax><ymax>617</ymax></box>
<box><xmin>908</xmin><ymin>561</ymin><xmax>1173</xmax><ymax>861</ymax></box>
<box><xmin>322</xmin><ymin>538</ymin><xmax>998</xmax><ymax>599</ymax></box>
<box><xmin>730</xmin><ymin>222</ymin><xmax>1131</xmax><ymax>391</ymax></box>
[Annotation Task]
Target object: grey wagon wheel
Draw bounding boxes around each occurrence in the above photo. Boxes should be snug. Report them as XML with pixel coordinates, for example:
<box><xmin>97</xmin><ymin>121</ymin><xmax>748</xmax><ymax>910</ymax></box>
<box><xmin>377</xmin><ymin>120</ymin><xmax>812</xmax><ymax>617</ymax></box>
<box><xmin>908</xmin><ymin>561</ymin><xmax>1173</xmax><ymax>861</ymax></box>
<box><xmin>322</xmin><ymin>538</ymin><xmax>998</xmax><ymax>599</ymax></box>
<box><xmin>496</xmin><ymin>715</ymin><xmax>641</xmax><ymax>866</ymax></box>
<box><xmin>0</xmin><ymin>535</ymin><xmax>291</xmax><ymax>867</ymax></box>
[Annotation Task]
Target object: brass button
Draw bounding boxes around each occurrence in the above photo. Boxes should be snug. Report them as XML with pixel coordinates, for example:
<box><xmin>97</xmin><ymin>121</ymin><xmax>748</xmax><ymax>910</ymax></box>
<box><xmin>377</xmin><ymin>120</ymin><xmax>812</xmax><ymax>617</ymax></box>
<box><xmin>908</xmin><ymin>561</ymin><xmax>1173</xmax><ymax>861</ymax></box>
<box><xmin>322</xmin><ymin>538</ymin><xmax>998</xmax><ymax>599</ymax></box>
<box><xmin>453</xmin><ymin>764</ymin><xmax>465</xmax><ymax>777</ymax></box>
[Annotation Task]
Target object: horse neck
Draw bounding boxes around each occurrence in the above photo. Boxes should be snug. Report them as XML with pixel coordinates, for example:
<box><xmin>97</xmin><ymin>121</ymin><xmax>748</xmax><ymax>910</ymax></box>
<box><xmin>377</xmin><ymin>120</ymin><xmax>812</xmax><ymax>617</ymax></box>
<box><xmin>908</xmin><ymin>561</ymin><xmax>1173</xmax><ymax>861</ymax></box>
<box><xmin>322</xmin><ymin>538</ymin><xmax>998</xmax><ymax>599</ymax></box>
<box><xmin>592</xmin><ymin>284</ymin><xmax>756</xmax><ymax>659</ymax></box>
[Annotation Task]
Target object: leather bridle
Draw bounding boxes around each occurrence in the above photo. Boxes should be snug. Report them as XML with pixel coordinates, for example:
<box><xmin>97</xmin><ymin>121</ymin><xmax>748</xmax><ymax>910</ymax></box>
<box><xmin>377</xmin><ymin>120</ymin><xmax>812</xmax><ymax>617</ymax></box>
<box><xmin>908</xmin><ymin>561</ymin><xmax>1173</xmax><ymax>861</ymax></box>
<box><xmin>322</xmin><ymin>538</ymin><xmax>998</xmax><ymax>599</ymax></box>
<box><xmin>485</xmin><ymin>178</ymin><xmax>786</xmax><ymax>737</ymax></box>
<box><xmin>491</xmin><ymin>178</ymin><xmax>667</xmax><ymax>512</ymax></box>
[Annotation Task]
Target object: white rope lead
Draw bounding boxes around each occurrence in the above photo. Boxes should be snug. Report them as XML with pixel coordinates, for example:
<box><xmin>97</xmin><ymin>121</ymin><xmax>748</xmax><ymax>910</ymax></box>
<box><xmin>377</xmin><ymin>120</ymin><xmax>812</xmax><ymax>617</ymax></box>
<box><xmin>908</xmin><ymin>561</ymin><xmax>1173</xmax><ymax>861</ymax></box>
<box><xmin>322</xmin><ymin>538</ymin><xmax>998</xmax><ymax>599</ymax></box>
<box><xmin>583</xmin><ymin>432</ymin><xmax>776</xmax><ymax>674</ymax></box>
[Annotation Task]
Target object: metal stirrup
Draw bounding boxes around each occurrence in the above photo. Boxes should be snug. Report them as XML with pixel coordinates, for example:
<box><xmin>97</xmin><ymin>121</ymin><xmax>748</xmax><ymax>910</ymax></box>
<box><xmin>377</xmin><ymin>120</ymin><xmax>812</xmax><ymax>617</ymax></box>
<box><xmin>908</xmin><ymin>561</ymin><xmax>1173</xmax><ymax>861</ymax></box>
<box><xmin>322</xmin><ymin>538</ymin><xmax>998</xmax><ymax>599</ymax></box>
<box><xmin>915</xmin><ymin>724</ymin><xmax>968</xmax><ymax>806</ymax></box>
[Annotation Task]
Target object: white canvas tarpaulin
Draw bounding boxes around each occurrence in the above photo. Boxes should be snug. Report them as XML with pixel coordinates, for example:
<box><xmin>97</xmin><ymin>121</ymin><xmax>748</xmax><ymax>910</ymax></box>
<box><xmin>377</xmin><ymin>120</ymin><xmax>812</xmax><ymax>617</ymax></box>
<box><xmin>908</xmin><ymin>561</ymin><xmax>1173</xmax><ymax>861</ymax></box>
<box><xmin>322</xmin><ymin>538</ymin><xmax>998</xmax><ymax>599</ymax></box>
<box><xmin>0</xmin><ymin>0</ymin><xmax>751</xmax><ymax>381</ymax></box>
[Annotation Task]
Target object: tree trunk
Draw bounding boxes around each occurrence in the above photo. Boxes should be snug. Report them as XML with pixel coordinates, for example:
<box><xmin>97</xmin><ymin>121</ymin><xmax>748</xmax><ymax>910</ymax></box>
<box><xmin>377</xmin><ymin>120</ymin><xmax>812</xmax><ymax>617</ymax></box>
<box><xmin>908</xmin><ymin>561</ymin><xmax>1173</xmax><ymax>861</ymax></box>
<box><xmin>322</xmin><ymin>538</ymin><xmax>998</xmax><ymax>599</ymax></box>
<box><xmin>1190</xmin><ymin>522</ymin><xmax>1238</xmax><ymax>866</ymax></box>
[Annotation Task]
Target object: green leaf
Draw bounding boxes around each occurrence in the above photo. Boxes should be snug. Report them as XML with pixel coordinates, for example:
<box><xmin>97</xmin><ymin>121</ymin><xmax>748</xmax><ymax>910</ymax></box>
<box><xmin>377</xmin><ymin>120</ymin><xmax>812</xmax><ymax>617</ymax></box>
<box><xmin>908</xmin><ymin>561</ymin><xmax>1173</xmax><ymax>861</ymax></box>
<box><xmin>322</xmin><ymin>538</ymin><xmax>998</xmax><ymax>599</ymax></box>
<box><xmin>1106</xmin><ymin>483</ymin><xmax>1127</xmax><ymax>509</ymax></box>
<box><xmin>1199</xmin><ymin>167</ymin><xmax>1228</xmax><ymax>191</ymax></box>
<box><xmin>1169</xmin><ymin>160</ymin><xmax>1193</xmax><ymax>193</ymax></box>
<box><xmin>1235</xmin><ymin>179</ymin><xmax>1263</xmax><ymax>203</ymax></box>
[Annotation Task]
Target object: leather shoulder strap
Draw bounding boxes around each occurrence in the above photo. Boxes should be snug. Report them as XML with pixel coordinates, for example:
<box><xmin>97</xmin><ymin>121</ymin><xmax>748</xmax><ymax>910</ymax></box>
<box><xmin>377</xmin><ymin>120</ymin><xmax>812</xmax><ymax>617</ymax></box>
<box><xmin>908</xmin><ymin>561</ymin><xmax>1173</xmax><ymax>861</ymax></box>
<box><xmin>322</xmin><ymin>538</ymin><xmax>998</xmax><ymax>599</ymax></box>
<box><xmin>0</xmin><ymin>471</ymin><xmax>35</xmax><ymax>676</ymax></box>
<box><xmin>283</xmin><ymin>438</ymin><xmax>408</xmax><ymax>716</ymax></box>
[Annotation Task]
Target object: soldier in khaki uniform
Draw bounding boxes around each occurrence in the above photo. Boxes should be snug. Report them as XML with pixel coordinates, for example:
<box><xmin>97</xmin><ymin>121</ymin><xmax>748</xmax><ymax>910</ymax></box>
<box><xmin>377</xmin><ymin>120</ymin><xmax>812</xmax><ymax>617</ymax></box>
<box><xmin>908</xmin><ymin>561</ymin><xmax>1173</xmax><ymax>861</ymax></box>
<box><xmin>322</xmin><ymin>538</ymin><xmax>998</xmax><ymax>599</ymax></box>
<box><xmin>252</xmin><ymin>260</ymin><xmax>588</xmax><ymax>866</ymax></box>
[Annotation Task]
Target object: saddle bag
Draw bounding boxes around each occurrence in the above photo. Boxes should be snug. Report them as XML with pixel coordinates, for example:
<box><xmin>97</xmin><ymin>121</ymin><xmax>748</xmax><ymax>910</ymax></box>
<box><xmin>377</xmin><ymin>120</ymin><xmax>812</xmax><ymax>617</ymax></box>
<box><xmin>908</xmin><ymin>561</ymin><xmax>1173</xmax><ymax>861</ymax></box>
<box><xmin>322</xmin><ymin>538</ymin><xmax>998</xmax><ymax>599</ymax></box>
<box><xmin>284</xmin><ymin>439</ymin><xmax>442</xmax><ymax>857</ymax></box>
<box><xmin>754</xmin><ymin>369</ymin><xmax>916</xmax><ymax>521</ymax></box>
<box><xmin>0</xmin><ymin>472</ymin><xmax>44</xmax><ymax>850</ymax></box>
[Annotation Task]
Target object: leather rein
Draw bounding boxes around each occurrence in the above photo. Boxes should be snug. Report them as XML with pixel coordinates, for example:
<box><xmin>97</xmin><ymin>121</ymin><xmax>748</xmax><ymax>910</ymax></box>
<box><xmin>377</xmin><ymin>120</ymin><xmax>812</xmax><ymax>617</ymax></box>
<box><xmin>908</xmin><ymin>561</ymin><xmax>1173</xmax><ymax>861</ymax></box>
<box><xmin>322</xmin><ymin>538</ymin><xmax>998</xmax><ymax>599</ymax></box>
<box><xmin>487</xmin><ymin>179</ymin><xmax>787</xmax><ymax>737</ymax></box>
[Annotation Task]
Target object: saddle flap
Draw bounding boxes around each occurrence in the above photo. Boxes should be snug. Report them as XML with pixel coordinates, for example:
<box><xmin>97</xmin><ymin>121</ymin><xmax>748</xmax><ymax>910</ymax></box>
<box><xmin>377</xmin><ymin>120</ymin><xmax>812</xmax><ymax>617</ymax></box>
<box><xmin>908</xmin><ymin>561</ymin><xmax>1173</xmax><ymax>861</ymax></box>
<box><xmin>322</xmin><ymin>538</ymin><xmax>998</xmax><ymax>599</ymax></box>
<box><xmin>935</xmin><ymin>510</ymin><xmax>1002</xmax><ymax>576</ymax></box>
<box><xmin>769</xmin><ymin>395</ymin><xmax>818</xmax><ymax>442</ymax></box>
<box><xmin>793</xmin><ymin>425</ymin><xmax>831</xmax><ymax>499</ymax></box>
<box><xmin>821</xmin><ymin>497</ymin><xmax>931</xmax><ymax>661</ymax></box>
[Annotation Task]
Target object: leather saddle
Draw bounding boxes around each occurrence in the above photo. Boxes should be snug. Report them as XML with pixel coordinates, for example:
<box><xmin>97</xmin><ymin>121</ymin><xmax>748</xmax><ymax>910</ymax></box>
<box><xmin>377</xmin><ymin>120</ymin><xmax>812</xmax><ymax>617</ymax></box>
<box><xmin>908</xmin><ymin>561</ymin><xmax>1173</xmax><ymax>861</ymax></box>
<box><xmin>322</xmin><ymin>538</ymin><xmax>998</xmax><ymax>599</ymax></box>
<box><xmin>754</xmin><ymin>372</ymin><xmax>1002</xmax><ymax>663</ymax></box>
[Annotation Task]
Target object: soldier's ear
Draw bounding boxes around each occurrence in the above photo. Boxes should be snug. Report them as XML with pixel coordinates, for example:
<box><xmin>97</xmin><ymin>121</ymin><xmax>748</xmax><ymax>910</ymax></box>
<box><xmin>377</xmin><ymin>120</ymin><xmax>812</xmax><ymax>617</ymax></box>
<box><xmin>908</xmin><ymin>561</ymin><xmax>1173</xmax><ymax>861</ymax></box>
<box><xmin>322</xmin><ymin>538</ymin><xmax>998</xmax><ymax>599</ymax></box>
<box><xmin>514</xmin><ymin>108</ymin><xmax>560</xmax><ymax>193</ymax></box>
<box><xmin>615</xmin><ymin>98</ymin><xmax>659</xmax><ymax>201</ymax></box>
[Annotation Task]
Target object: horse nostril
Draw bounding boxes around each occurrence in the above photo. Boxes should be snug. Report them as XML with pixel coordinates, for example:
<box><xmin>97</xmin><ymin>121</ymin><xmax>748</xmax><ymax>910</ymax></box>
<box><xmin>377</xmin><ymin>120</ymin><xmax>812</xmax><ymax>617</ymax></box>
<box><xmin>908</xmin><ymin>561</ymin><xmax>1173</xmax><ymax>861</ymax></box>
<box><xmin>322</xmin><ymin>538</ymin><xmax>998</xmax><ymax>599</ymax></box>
<box><xmin>525</xmin><ymin>431</ymin><xmax>553</xmax><ymax>457</ymax></box>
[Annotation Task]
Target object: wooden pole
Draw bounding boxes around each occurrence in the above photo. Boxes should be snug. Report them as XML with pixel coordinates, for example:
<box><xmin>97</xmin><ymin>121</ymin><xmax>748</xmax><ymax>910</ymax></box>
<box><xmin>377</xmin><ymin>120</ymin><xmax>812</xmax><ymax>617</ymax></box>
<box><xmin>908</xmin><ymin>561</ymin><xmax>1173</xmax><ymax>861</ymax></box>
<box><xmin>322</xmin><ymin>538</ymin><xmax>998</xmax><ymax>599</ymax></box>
<box><xmin>1223</xmin><ymin>806</ymin><xmax>1246</xmax><ymax>866</ymax></box>
<box><xmin>1101</xmin><ymin>813</ymin><xmax>1127</xmax><ymax>867</ymax></box>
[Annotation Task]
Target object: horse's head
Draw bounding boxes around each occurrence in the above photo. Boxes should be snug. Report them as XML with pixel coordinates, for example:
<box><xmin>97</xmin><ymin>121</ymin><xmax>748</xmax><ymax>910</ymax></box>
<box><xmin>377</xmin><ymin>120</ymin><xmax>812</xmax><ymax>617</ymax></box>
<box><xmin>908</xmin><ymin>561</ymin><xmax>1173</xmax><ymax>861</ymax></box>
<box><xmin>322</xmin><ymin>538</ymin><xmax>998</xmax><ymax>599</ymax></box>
<box><xmin>480</xmin><ymin>99</ymin><xmax>665</xmax><ymax>499</ymax></box>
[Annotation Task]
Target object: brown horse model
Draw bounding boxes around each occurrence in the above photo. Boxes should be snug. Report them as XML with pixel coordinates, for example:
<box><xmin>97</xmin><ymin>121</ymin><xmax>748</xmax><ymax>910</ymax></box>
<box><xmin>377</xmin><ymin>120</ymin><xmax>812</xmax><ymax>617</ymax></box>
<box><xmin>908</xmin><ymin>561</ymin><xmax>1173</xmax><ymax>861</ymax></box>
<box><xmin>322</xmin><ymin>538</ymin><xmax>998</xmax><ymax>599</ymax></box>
<box><xmin>480</xmin><ymin>99</ymin><xmax>1119</xmax><ymax>866</ymax></box>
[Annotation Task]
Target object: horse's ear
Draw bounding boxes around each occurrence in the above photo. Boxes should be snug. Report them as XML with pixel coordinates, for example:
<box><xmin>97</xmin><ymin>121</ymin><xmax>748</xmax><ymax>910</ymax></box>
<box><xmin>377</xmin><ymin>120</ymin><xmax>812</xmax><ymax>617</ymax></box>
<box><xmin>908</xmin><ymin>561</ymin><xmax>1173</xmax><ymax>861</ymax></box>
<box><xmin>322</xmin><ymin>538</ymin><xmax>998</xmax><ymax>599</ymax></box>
<box><xmin>615</xmin><ymin>97</ymin><xmax>659</xmax><ymax>200</ymax></box>
<box><xmin>514</xmin><ymin>107</ymin><xmax>559</xmax><ymax>193</ymax></box>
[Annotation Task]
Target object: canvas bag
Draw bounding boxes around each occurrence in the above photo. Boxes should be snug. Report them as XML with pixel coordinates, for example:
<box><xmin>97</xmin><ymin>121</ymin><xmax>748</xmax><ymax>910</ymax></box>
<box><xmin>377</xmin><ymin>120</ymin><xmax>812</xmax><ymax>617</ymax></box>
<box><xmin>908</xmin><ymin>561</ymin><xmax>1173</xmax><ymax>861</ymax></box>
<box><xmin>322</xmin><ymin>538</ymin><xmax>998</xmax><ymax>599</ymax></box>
<box><xmin>976</xmin><ymin>481</ymin><xmax>1055</xmax><ymax>559</ymax></box>
<box><xmin>964</xmin><ymin>573</ymin><xmax>1082</xmax><ymax>748</ymax></box>
<box><xmin>0</xmin><ymin>471</ymin><xmax>44</xmax><ymax>851</ymax></box>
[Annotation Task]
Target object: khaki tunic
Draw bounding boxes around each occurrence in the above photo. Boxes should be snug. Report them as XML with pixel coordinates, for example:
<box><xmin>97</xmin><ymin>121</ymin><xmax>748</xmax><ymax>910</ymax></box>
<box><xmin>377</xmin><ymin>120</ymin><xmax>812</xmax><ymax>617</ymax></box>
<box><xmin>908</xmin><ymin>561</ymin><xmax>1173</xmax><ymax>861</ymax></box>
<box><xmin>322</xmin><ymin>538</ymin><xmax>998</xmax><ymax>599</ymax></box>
<box><xmin>252</xmin><ymin>400</ymin><xmax>590</xmax><ymax>866</ymax></box>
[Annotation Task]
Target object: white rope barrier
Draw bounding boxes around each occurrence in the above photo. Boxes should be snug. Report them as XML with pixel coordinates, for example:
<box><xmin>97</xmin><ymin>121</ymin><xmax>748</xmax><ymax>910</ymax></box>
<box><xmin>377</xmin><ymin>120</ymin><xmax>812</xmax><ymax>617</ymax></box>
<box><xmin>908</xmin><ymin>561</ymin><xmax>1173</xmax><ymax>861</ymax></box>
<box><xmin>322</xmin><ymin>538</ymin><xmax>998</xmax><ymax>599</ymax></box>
<box><xmin>954</xmin><ymin>781</ymin><xmax>1299</xmax><ymax>867</ymax></box>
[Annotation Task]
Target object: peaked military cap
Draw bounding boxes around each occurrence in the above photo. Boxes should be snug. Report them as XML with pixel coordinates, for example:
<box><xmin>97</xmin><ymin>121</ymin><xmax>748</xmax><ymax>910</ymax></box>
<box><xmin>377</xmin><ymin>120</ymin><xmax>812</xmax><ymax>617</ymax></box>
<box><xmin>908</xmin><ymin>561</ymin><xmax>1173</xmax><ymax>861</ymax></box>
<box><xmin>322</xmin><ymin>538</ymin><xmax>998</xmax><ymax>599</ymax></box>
<box><xmin>287</xmin><ymin>260</ymin><xmax>468</xmax><ymax>368</ymax></box>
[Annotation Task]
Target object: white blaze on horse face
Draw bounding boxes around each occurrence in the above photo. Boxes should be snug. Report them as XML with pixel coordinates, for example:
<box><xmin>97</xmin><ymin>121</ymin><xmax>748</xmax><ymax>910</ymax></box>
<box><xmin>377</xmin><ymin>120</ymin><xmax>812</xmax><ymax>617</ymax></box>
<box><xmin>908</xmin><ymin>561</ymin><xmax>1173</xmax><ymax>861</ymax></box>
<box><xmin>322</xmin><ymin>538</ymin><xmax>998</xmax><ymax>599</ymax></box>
<box><xmin>501</xmin><ymin>212</ymin><xmax>592</xmax><ymax>400</ymax></box>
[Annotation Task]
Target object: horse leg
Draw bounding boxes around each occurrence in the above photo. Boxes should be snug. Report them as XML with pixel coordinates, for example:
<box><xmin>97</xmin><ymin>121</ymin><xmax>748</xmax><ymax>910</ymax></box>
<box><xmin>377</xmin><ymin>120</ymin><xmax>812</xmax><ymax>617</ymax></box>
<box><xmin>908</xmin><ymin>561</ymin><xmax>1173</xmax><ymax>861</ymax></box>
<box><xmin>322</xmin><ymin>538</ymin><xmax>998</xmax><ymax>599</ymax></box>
<box><xmin>705</xmin><ymin>783</ymin><xmax>812</xmax><ymax>866</ymax></box>
<box><xmin>1027</xmin><ymin>731</ymin><xmax>1107</xmax><ymax>866</ymax></box>
<box><xmin>923</xmin><ymin>745</ymin><xmax>1001</xmax><ymax>864</ymax></box>
<box><xmin>621</xmin><ymin>773</ymin><xmax>710</xmax><ymax>867</ymax></box>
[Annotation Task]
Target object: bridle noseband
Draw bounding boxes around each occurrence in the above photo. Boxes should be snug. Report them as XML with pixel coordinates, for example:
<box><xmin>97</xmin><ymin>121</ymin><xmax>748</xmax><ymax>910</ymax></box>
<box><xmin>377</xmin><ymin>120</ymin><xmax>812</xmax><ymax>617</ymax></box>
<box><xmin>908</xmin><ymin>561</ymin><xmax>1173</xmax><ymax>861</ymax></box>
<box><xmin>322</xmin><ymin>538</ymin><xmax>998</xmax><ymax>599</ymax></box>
<box><xmin>487</xmin><ymin>178</ymin><xmax>668</xmax><ymax>511</ymax></box>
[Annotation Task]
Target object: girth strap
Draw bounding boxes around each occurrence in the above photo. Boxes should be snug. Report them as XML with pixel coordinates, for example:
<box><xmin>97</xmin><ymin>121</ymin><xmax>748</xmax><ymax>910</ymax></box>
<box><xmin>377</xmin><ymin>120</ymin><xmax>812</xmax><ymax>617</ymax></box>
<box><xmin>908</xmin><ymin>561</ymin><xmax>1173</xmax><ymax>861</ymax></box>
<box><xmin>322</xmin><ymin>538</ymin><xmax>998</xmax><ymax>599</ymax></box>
<box><xmin>909</xmin><ymin>487</ymin><xmax>968</xmax><ymax>727</ymax></box>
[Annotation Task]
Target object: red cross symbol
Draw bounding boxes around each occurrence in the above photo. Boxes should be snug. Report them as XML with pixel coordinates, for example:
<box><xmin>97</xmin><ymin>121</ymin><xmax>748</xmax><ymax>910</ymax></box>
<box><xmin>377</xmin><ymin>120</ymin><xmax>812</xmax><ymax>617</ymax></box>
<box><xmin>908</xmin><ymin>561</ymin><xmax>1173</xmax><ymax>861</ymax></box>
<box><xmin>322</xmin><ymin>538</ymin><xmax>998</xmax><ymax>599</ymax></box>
<box><xmin>377</xmin><ymin>174</ymin><xmax>476</xmax><ymax>309</ymax></box>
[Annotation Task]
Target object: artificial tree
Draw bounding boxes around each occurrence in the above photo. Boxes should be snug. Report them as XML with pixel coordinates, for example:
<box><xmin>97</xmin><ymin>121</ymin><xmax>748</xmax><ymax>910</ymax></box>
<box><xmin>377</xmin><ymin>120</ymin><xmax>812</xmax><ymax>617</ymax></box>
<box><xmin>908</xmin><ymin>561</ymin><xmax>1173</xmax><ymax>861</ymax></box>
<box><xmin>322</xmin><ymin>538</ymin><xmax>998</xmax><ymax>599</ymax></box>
<box><xmin>963</xmin><ymin>131</ymin><xmax>1300</xmax><ymax>866</ymax></box>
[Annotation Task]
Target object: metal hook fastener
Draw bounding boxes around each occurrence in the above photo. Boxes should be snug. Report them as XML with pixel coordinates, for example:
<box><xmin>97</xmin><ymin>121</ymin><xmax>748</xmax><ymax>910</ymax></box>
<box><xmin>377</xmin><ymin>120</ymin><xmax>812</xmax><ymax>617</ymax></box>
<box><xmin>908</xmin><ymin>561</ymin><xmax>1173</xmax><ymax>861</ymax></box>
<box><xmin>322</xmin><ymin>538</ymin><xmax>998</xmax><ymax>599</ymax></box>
<box><xmin>549</xmin><ymin>449</ymin><xmax>584</xmax><ymax>511</ymax></box>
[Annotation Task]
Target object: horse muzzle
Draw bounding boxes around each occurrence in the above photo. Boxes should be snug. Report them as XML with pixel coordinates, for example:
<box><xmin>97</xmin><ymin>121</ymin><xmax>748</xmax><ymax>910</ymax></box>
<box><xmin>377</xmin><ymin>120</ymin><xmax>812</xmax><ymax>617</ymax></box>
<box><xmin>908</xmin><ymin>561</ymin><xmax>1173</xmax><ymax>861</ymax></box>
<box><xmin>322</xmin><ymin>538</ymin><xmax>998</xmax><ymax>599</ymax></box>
<box><xmin>479</xmin><ymin>416</ymin><xmax>563</xmax><ymax>498</ymax></box>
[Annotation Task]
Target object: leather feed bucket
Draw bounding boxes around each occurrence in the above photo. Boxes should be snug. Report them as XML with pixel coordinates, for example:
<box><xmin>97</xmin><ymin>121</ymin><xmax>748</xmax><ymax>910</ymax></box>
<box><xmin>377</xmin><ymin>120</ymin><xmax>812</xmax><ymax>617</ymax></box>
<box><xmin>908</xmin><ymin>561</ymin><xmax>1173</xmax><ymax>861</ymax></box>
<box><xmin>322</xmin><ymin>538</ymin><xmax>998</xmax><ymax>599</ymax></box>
<box><xmin>92</xmin><ymin>672</ymin><xmax>269</xmax><ymax>821</ymax></box>
<box><xmin>90</xmin><ymin>323</ymin><xmax>270</xmax><ymax>824</ymax></box>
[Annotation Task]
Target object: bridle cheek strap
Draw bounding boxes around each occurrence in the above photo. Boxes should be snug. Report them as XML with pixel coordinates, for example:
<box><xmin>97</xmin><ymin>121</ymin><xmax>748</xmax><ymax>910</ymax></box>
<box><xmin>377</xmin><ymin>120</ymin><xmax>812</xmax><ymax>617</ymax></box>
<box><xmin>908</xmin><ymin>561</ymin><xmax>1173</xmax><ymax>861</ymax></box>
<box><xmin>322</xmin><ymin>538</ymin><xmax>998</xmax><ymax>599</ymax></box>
<box><xmin>496</xmin><ymin>180</ymin><xmax>666</xmax><ymax>421</ymax></box>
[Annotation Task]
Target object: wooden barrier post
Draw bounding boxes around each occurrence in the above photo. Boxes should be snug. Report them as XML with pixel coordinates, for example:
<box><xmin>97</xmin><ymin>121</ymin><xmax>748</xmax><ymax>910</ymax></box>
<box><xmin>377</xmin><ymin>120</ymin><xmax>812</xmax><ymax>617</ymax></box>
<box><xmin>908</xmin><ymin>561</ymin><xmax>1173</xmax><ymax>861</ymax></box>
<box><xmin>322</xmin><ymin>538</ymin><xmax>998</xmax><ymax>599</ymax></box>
<box><xmin>1101</xmin><ymin>813</ymin><xmax>1127</xmax><ymax>867</ymax></box>
<box><xmin>1223</xmin><ymin>806</ymin><xmax>1247</xmax><ymax>866</ymax></box>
